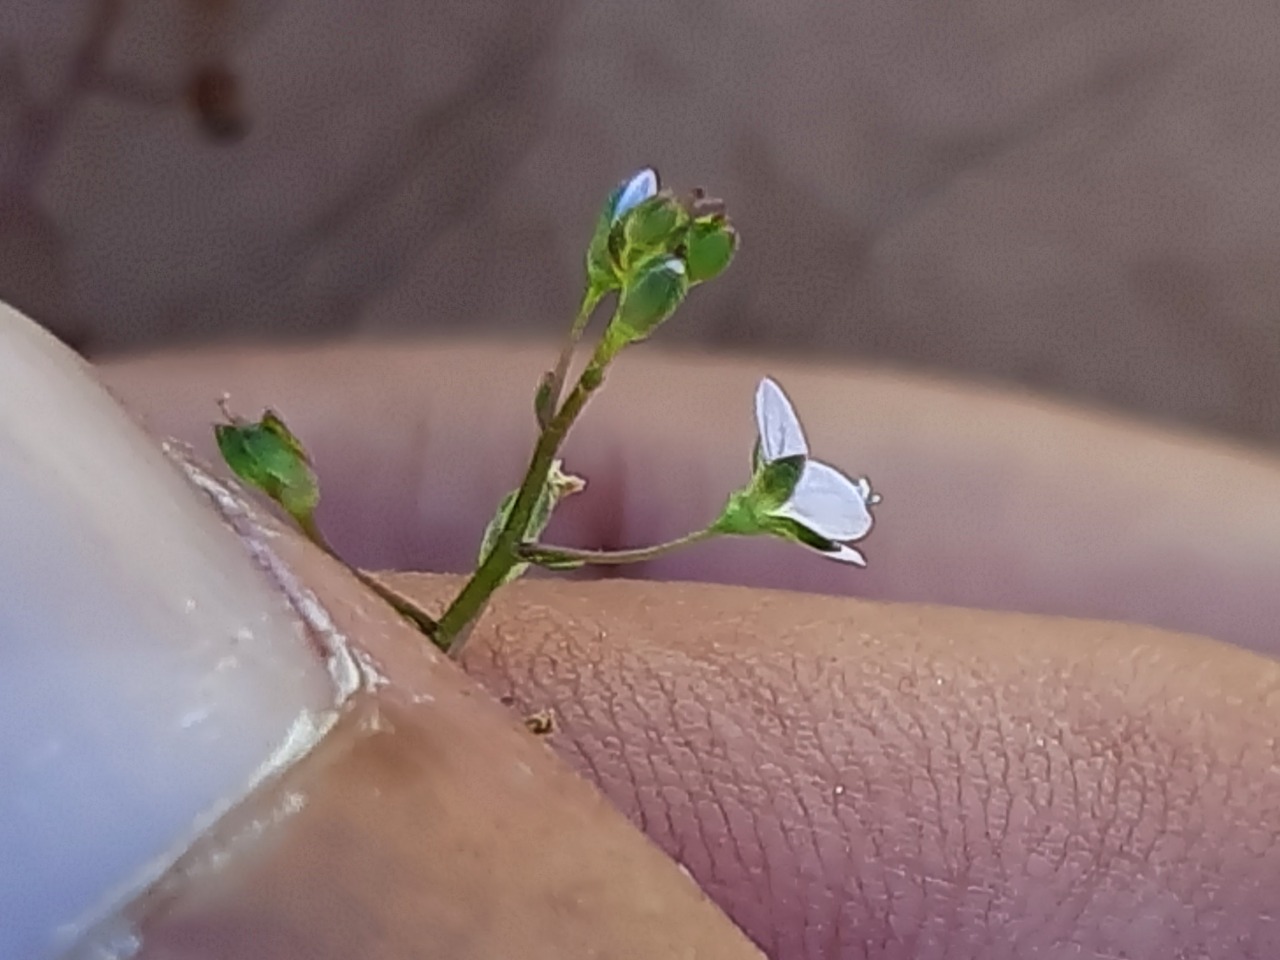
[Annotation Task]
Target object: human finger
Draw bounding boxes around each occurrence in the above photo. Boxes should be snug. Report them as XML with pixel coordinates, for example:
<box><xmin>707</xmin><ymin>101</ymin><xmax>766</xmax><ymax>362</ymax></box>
<box><xmin>1</xmin><ymin>307</ymin><xmax>761</xmax><ymax>959</ymax></box>
<box><xmin>391</xmin><ymin>570</ymin><xmax>1280</xmax><ymax>959</ymax></box>
<box><xmin>101</xmin><ymin>340</ymin><xmax>1280</xmax><ymax>656</ymax></box>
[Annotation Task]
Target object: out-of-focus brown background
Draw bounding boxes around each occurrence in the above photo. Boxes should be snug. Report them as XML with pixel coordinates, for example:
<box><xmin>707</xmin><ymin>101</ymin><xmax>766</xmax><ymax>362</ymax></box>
<box><xmin>5</xmin><ymin>0</ymin><xmax>1280</xmax><ymax>442</ymax></box>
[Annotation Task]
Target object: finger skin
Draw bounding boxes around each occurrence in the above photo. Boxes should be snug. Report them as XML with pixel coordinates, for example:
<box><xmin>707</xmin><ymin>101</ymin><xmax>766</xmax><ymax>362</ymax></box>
<box><xmin>95</xmin><ymin>340</ymin><xmax>1280</xmax><ymax>956</ymax></box>
<box><xmin>101</xmin><ymin>340</ymin><xmax>1280</xmax><ymax>655</ymax></box>
<box><xmin>378</xmin><ymin>572</ymin><xmax>1280</xmax><ymax>960</ymax></box>
<box><xmin>134</xmin><ymin>470</ymin><xmax>763</xmax><ymax>960</ymax></box>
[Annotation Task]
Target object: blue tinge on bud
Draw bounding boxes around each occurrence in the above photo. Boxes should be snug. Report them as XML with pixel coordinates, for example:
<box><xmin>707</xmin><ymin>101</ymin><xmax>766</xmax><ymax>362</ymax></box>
<box><xmin>609</xmin><ymin>168</ymin><xmax>659</xmax><ymax>224</ymax></box>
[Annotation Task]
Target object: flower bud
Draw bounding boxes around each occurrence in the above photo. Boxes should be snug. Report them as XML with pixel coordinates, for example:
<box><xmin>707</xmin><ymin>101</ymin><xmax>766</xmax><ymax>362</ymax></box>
<box><xmin>214</xmin><ymin>404</ymin><xmax>319</xmax><ymax>522</ymax></box>
<box><xmin>682</xmin><ymin>217</ymin><xmax>738</xmax><ymax>284</ymax></box>
<box><xmin>585</xmin><ymin>168</ymin><xmax>659</xmax><ymax>293</ymax></box>
<box><xmin>620</xmin><ymin>193</ymin><xmax>690</xmax><ymax>258</ymax></box>
<box><xmin>609</xmin><ymin>256</ymin><xmax>689</xmax><ymax>347</ymax></box>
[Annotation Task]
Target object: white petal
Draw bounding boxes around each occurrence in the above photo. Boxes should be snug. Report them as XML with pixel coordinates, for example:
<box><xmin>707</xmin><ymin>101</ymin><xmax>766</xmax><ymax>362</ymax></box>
<box><xmin>754</xmin><ymin>377</ymin><xmax>808</xmax><ymax>461</ymax></box>
<box><xmin>815</xmin><ymin>542</ymin><xmax>867</xmax><ymax>566</ymax></box>
<box><xmin>776</xmin><ymin>460</ymin><xmax>874</xmax><ymax>540</ymax></box>
<box><xmin>612</xmin><ymin>168</ymin><xmax>658</xmax><ymax>222</ymax></box>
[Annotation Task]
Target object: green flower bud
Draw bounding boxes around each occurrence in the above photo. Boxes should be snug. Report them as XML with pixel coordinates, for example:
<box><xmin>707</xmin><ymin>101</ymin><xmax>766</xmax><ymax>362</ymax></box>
<box><xmin>214</xmin><ymin>403</ymin><xmax>319</xmax><ymax>522</ymax></box>
<box><xmin>682</xmin><ymin>217</ymin><xmax>738</xmax><ymax>284</ymax></box>
<box><xmin>608</xmin><ymin>255</ymin><xmax>689</xmax><ymax>347</ymax></box>
<box><xmin>585</xmin><ymin>168</ymin><xmax>658</xmax><ymax>294</ymax></box>
<box><xmin>620</xmin><ymin>193</ymin><xmax>690</xmax><ymax>259</ymax></box>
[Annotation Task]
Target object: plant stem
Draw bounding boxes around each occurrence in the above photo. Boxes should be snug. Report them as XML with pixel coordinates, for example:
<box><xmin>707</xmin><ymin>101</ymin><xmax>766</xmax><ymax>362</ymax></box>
<box><xmin>544</xmin><ymin>289</ymin><xmax>602</xmax><ymax>417</ymax></box>
<box><xmin>521</xmin><ymin>527</ymin><xmax>717</xmax><ymax>566</ymax></box>
<box><xmin>435</xmin><ymin>342</ymin><xmax>613</xmax><ymax>655</ymax></box>
<box><xmin>297</xmin><ymin>513</ymin><xmax>445</xmax><ymax>648</ymax></box>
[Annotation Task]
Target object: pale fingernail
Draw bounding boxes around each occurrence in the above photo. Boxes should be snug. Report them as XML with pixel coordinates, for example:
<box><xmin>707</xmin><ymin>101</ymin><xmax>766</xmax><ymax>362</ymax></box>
<box><xmin>0</xmin><ymin>307</ymin><xmax>352</xmax><ymax>959</ymax></box>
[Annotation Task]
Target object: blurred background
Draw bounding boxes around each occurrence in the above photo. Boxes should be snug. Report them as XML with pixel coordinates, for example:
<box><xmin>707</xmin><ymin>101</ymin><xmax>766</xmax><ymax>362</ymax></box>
<box><xmin>5</xmin><ymin>0</ymin><xmax>1280</xmax><ymax>442</ymax></box>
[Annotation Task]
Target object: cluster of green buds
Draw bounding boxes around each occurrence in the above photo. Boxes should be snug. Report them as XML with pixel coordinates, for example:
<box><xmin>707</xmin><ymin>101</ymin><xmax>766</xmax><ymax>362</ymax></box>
<box><xmin>584</xmin><ymin>169</ymin><xmax>739</xmax><ymax>355</ymax></box>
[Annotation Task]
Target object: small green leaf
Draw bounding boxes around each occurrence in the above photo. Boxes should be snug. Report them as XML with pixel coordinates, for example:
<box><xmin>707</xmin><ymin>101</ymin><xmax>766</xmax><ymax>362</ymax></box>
<box><xmin>477</xmin><ymin>461</ymin><xmax>586</xmax><ymax>586</ymax></box>
<box><xmin>214</xmin><ymin>403</ymin><xmax>319</xmax><ymax>522</ymax></box>
<box><xmin>478</xmin><ymin>490</ymin><xmax>519</xmax><ymax>569</ymax></box>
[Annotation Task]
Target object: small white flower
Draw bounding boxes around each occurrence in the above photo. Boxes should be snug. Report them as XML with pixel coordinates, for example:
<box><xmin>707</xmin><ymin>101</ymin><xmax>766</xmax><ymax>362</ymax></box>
<box><xmin>611</xmin><ymin>168</ymin><xmax>659</xmax><ymax>223</ymax></box>
<box><xmin>753</xmin><ymin>377</ymin><xmax>879</xmax><ymax>565</ymax></box>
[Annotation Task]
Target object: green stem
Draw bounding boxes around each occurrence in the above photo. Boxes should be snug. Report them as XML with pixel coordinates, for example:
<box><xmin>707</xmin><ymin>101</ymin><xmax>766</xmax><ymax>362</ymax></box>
<box><xmin>435</xmin><ymin>340</ymin><xmax>614</xmax><ymax>655</ymax></box>
<box><xmin>522</xmin><ymin>527</ymin><xmax>717</xmax><ymax>566</ymax></box>
<box><xmin>297</xmin><ymin>513</ymin><xmax>445</xmax><ymax>648</ymax></box>
<box><xmin>544</xmin><ymin>289</ymin><xmax>602</xmax><ymax>418</ymax></box>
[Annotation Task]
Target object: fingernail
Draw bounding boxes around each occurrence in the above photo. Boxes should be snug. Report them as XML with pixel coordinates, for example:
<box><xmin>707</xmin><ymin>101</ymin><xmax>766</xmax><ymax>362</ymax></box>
<box><xmin>0</xmin><ymin>308</ymin><xmax>352</xmax><ymax>959</ymax></box>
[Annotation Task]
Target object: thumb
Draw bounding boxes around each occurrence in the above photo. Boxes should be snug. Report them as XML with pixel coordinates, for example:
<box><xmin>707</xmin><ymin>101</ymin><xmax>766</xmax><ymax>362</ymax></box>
<box><xmin>0</xmin><ymin>303</ymin><xmax>762</xmax><ymax>960</ymax></box>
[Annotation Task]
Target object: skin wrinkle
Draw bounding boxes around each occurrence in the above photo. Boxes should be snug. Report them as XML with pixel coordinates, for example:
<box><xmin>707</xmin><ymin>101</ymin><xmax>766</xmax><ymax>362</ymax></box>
<box><xmin>366</xmin><ymin>574</ymin><xmax>1280</xmax><ymax>958</ymax></box>
<box><xmin>673</xmin><ymin>676</ymin><xmax>743</xmax><ymax>897</ymax></box>
<box><xmin>824</xmin><ymin>707</ymin><xmax>883</xmax><ymax>945</ymax></box>
<box><xmin>620</xmin><ymin>654</ymin><xmax>691</xmax><ymax>867</ymax></box>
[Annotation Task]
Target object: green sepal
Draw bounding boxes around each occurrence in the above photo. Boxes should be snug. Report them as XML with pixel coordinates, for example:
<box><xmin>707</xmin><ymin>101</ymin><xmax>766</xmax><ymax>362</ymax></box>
<box><xmin>620</xmin><ymin>193</ymin><xmax>690</xmax><ymax>262</ymax></box>
<box><xmin>585</xmin><ymin>185</ymin><xmax>629</xmax><ymax>293</ymax></box>
<box><xmin>683</xmin><ymin>217</ymin><xmax>738</xmax><ymax>284</ymax></box>
<box><xmin>214</xmin><ymin>407</ymin><xmax>319</xmax><ymax>522</ymax></box>
<box><xmin>711</xmin><ymin>487</ymin><xmax>837</xmax><ymax>554</ymax></box>
<box><xmin>752</xmin><ymin>453</ymin><xmax>805</xmax><ymax>510</ymax></box>
<box><xmin>586</xmin><ymin>210</ymin><xmax>622</xmax><ymax>294</ymax></box>
<box><xmin>608</xmin><ymin>255</ymin><xmax>689</xmax><ymax>347</ymax></box>
<box><xmin>710</xmin><ymin>455</ymin><xmax>804</xmax><ymax>537</ymax></box>
<box><xmin>709</xmin><ymin>488</ymin><xmax>769</xmax><ymax>538</ymax></box>
<box><xmin>765</xmin><ymin>515</ymin><xmax>838</xmax><ymax>554</ymax></box>
<box><xmin>586</xmin><ymin>171</ymin><xmax>659</xmax><ymax>294</ymax></box>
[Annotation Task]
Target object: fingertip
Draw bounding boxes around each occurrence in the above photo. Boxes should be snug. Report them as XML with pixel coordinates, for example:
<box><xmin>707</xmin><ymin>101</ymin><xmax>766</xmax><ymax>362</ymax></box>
<box><xmin>0</xmin><ymin>308</ymin><xmax>346</xmax><ymax>958</ymax></box>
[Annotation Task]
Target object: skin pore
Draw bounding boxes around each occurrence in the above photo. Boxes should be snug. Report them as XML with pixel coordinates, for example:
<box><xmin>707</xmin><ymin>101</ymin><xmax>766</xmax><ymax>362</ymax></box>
<box><xmin>81</xmin><ymin>338</ymin><xmax>1280</xmax><ymax>958</ymax></box>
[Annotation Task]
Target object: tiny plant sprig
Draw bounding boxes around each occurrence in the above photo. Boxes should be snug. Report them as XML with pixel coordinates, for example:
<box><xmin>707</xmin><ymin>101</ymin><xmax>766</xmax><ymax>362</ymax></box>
<box><xmin>215</xmin><ymin>168</ymin><xmax>881</xmax><ymax>658</ymax></box>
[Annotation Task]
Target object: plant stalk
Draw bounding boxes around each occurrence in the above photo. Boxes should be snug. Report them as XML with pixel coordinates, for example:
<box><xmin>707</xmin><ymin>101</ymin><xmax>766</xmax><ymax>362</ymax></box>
<box><xmin>521</xmin><ymin>527</ymin><xmax>716</xmax><ymax>567</ymax></box>
<box><xmin>297</xmin><ymin>513</ymin><xmax>444</xmax><ymax>647</ymax></box>
<box><xmin>435</xmin><ymin>341</ymin><xmax>612</xmax><ymax>655</ymax></box>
